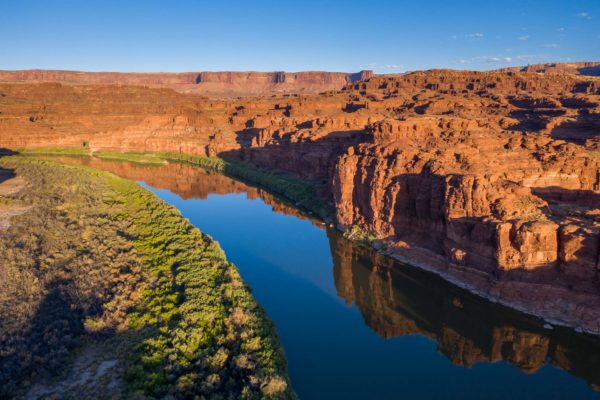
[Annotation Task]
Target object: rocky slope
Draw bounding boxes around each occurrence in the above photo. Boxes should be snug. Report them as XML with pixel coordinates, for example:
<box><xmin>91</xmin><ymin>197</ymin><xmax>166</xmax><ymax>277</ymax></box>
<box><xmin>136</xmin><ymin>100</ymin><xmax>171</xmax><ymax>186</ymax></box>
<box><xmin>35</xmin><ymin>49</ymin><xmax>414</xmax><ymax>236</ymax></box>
<box><xmin>0</xmin><ymin>65</ymin><xmax>599</xmax><ymax>332</ymax></box>
<box><xmin>0</xmin><ymin>69</ymin><xmax>372</xmax><ymax>97</ymax></box>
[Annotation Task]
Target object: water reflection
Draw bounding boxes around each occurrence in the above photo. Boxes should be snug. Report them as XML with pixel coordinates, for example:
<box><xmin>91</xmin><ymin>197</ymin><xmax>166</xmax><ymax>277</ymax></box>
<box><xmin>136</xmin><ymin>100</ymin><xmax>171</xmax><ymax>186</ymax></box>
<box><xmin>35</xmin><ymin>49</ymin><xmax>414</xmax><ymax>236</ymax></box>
<box><xmin>50</xmin><ymin>156</ymin><xmax>320</xmax><ymax>224</ymax></box>
<box><xmin>329</xmin><ymin>232</ymin><xmax>600</xmax><ymax>391</ymax></box>
<box><xmin>47</xmin><ymin>156</ymin><xmax>600</xmax><ymax>396</ymax></box>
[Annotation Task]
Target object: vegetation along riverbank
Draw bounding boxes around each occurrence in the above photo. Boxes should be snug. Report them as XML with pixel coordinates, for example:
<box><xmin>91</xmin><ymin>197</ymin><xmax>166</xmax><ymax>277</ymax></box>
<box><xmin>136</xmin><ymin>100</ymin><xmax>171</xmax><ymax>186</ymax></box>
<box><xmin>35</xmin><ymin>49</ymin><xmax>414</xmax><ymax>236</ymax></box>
<box><xmin>0</xmin><ymin>156</ymin><xmax>294</xmax><ymax>399</ymax></box>
<box><xmin>17</xmin><ymin>147</ymin><xmax>333</xmax><ymax>221</ymax></box>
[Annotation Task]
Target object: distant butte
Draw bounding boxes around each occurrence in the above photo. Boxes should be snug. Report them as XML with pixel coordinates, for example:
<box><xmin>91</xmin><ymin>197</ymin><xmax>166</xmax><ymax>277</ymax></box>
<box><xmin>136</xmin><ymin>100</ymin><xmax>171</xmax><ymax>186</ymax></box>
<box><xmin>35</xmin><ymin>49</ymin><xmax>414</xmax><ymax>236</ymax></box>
<box><xmin>0</xmin><ymin>69</ymin><xmax>374</xmax><ymax>97</ymax></box>
<box><xmin>1</xmin><ymin>62</ymin><xmax>599</xmax><ymax>98</ymax></box>
<box><xmin>497</xmin><ymin>61</ymin><xmax>600</xmax><ymax>76</ymax></box>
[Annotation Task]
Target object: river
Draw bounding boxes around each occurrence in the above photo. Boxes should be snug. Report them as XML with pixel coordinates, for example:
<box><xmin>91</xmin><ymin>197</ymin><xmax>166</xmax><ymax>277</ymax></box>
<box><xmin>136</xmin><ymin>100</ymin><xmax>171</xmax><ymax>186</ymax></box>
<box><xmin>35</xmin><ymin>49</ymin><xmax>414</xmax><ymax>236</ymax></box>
<box><xmin>48</xmin><ymin>157</ymin><xmax>600</xmax><ymax>400</ymax></box>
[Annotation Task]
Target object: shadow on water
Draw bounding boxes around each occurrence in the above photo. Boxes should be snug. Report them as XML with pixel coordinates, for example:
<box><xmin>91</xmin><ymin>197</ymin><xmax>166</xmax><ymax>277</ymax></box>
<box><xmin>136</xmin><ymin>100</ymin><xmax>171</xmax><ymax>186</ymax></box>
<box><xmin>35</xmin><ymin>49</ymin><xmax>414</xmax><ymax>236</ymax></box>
<box><xmin>36</xmin><ymin>155</ymin><xmax>600</xmax><ymax>398</ymax></box>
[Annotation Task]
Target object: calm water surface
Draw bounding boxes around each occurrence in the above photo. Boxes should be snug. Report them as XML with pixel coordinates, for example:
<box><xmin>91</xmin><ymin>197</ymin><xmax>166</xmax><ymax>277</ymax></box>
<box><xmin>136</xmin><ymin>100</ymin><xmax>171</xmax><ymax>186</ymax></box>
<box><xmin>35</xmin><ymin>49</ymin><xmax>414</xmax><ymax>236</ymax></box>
<box><xmin>52</xmin><ymin>157</ymin><xmax>600</xmax><ymax>400</ymax></box>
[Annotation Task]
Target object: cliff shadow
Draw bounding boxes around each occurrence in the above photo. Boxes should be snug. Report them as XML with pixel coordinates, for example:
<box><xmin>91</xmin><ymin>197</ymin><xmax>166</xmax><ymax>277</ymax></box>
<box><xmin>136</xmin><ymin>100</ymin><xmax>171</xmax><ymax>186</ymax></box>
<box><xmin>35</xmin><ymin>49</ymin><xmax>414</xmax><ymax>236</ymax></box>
<box><xmin>507</xmin><ymin>109</ymin><xmax>566</xmax><ymax>133</ymax></box>
<box><xmin>0</xmin><ymin>168</ymin><xmax>16</xmax><ymax>184</ymax></box>
<box><xmin>0</xmin><ymin>279</ymin><xmax>88</xmax><ymax>397</ymax></box>
<box><xmin>0</xmin><ymin>148</ymin><xmax>18</xmax><ymax>157</ymax></box>
<box><xmin>230</xmin><ymin>127</ymin><xmax>370</xmax><ymax>150</ymax></box>
<box><xmin>531</xmin><ymin>186</ymin><xmax>600</xmax><ymax>208</ymax></box>
<box><xmin>0</xmin><ymin>149</ymin><xmax>18</xmax><ymax>184</ymax></box>
<box><xmin>220</xmin><ymin>127</ymin><xmax>370</xmax><ymax>185</ymax></box>
<box><xmin>549</xmin><ymin>113</ymin><xmax>600</xmax><ymax>145</ymax></box>
<box><xmin>577</xmin><ymin>65</ymin><xmax>600</xmax><ymax>76</ymax></box>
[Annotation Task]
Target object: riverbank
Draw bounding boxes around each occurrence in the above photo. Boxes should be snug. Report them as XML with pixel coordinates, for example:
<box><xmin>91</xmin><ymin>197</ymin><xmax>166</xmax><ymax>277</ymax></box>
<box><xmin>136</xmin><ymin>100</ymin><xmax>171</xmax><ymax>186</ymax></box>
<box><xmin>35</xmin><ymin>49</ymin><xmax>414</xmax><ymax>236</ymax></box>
<box><xmin>0</xmin><ymin>156</ymin><xmax>294</xmax><ymax>399</ymax></box>
<box><xmin>17</xmin><ymin>148</ymin><xmax>333</xmax><ymax>220</ymax></box>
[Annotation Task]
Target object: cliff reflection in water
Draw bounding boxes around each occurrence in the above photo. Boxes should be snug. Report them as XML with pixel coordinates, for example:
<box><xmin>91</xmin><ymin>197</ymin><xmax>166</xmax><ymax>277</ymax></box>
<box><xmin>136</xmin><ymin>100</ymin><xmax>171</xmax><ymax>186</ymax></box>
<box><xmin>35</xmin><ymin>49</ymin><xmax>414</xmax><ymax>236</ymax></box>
<box><xmin>329</xmin><ymin>228</ymin><xmax>600</xmax><ymax>391</ymax></box>
<box><xmin>49</xmin><ymin>156</ymin><xmax>320</xmax><ymax>224</ymax></box>
<box><xmin>50</xmin><ymin>156</ymin><xmax>600</xmax><ymax>393</ymax></box>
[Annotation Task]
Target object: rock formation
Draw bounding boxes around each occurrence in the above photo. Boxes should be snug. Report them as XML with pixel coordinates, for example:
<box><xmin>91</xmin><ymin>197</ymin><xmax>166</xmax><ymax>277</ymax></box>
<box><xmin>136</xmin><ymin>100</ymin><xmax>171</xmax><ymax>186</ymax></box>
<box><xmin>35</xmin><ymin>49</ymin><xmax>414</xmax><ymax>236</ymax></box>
<box><xmin>0</xmin><ymin>63</ymin><xmax>599</xmax><ymax>332</ymax></box>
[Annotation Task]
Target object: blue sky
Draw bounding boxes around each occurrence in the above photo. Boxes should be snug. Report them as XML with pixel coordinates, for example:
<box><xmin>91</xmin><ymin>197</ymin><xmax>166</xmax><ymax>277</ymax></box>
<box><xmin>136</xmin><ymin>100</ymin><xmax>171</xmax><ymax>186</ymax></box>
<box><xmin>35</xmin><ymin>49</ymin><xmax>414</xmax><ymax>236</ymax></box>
<box><xmin>1</xmin><ymin>0</ymin><xmax>598</xmax><ymax>73</ymax></box>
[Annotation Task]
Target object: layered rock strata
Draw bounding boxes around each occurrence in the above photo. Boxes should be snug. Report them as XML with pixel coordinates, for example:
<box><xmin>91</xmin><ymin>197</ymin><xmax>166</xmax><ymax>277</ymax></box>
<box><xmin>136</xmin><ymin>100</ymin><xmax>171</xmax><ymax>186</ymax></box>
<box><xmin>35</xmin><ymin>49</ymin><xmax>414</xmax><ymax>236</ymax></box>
<box><xmin>0</xmin><ymin>69</ymin><xmax>372</xmax><ymax>97</ymax></box>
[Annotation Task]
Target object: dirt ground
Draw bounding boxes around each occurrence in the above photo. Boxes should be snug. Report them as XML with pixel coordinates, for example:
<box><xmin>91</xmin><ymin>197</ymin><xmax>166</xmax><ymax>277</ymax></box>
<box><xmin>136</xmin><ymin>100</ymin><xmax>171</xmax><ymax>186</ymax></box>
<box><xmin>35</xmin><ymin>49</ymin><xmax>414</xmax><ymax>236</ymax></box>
<box><xmin>0</xmin><ymin>169</ymin><xmax>29</xmax><ymax>230</ymax></box>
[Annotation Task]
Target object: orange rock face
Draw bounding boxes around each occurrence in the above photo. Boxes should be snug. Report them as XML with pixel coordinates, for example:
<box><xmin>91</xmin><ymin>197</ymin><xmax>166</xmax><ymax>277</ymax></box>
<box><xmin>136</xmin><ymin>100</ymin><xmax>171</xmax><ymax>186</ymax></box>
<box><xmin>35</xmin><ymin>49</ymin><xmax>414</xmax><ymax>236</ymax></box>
<box><xmin>330</xmin><ymin>71</ymin><xmax>599</xmax><ymax>278</ymax></box>
<box><xmin>0</xmin><ymin>65</ymin><xmax>599</xmax><ymax>331</ymax></box>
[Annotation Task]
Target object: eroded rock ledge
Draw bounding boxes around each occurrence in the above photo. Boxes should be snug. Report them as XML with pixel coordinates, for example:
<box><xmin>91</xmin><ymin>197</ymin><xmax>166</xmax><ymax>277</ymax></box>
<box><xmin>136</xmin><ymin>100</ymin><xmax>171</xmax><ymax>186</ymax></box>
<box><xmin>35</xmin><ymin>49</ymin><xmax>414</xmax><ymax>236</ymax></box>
<box><xmin>0</xmin><ymin>65</ymin><xmax>598</xmax><ymax>332</ymax></box>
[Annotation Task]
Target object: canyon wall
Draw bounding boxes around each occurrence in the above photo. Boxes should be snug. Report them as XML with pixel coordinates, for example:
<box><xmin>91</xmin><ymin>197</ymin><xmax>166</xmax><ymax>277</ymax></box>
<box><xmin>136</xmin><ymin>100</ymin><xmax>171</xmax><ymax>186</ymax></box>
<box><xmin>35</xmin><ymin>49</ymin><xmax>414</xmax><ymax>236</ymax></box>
<box><xmin>331</xmin><ymin>71</ymin><xmax>599</xmax><ymax>278</ymax></box>
<box><xmin>0</xmin><ymin>65</ymin><xmax>599</xmax><ymax>331</ymax></box>
<box><xmin>0</xmin><ymin>69</ymin><xmax>372</xmax><ymax>97</ymax></box>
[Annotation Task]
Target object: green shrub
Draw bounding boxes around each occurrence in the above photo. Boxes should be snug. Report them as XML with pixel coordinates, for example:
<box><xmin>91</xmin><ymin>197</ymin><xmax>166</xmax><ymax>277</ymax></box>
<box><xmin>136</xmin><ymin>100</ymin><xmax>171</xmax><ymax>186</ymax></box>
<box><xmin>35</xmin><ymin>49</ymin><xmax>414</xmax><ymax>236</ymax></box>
<box><xmin>0</xmin><ymin>157</ymin><xmax>295</xmax><ymax>399</ymax></box>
